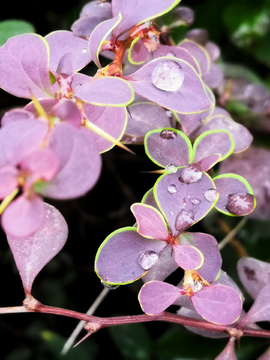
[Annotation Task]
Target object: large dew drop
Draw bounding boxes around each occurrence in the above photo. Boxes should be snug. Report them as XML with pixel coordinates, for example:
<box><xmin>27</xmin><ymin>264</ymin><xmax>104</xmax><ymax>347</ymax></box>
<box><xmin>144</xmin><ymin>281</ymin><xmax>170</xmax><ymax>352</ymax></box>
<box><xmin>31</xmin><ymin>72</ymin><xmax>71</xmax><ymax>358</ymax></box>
<box><xmin>152</xmin><ymin>60</ymin><xmax>184</xmax><ymax>92</ymax></box>
<box><xmin>175</xmin><ymin>209</ymin><xmax>195</xmax><ymax>233</ymax></box>
<box><xmin>226</xmin><ymin>192</ymin><xmax>255</xmax><ymax>215</ymax></box>
<box><xmin>178</xmin><ymin>164</ymin><xmax>203</xmax><ymax>184</ymax></box>
<box><xmin>139</xmin><ymin>251</ymin><xmax>159</xmax><ymax>270</ymax></box>
<box><xmin>204</xmin><ymin>189</ymin><xmax>218</xmax><ymax>202</ymax></box>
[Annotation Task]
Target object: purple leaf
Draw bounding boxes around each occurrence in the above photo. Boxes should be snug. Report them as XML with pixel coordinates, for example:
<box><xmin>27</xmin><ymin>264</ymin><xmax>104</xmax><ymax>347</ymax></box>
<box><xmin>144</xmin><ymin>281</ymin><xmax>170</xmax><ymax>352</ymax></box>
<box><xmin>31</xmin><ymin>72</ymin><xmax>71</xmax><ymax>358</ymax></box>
<box><xmin>74</xmin><ymin>76</ymin><xmax>134</xmax><ymax>106</ymax></box>
<box><xmin>197</xmin><ymin>154</ymin><xmax>222</xmax><ymax>172</ymax></box>
<box><xmin>0</xmin><ymin>166</ymin><xmax>19</xmax><ymax>199</ymax></box>
<box><xmin>173</xmin><ymin>244</ymin><xmax>203</xmax><ymax>270</ymax></box>
<box><xmin>152</xmin><ymin>44</ymin><xmax>200</xmax><ymax>74</ymax></box>
<box><xmin>142</xmin><ymin>245</ymin><xmax>179</xmax><ymax>283</ymax></box>
<box><xmin>138</xmin><ymin>280</ymin><xmax>181</xmax><ymax>315</ymax></box>
<box><xmin>237</xmin><ymin>257</ymin><xmax>270</xmax><ymax>300</ymax></box>
<box><xmin>123</xmin><ymin>102</ymin><xmax>171</xmax><ymax>144</ymax></box>
<box><xmin>191</xmin><ymin>284</ymin><xmax>242</xmax><ymax>325</ymax></box>
<box><xmin>89</xmin><ymin>14</ymin><xmax>122</xmax><ymax>67</ymax></box>
<box><xmin>95</xmin><ymin>227</ymin><xmax>166</xmax><ymax>284</ymax></box>
<box><xmin>2</xmin><ymin>194</ymin><xmax>45</xmax><ymax>238</ymax></box>
<box><xmin>144</xmin><ymin>128</ymin><xmax>192</xmax><ymax>168</ymax></box>
<box><xmin>50</xmin><ymin>99</ymin><xmax>82</xmax><ymax>128</ymax></box>
<box><xmin>193</xmin><ymin>109</ymin><xmax>253</xmax><ymax>153</ymax></box>
<box><xmin>1</xmin><ymin>108</ymin><xmax>34</xmax><ymax>126</ymax></box>
<box><xmin>238</xmin><ymin>283</ymin><xmax>270</xmax><ymax>327</ymax></box>
<box><xmin>37</xmin><ymin>123</ymin><xmax>101</xmax><ymax>199</ymax></box>
<box><xmin>131</xmin><ymin>203</ymin><xmax>169</xmax><ymax>240</ymax></box>
<box><xmin>154</xmin><ymin>166</ymin><xmax>217</xmax><ymax>236</ymax></box>
<box><xmin>122</xmin><ymin>57</ymin><xmax>214</xmax><ymax>114</ymax></box>
<box><xmin>0</xmin><ymin>34</ymin><xmax>54</xmax><ymax>99</ymax></box>
<box><xmin>219</xmin><ymin>146</ymin><xmax>270</xmax><ymax>219</ymax></box>
<box><xmin>128</xmin><ymin>37</ymin><xmax>149</xmax><ymax>65</ymax></box>
<box><xmin>6</xmin><ymin>203</ymin><xmax>68</xmax><ymax>293</ymax></box>
<box><xmin>179</xmin><ymin>232</ymin><xmax>221</xmax><ymax>283</ymax></box>
<box><xmin>192</xmin><ymin>130</ymin><xmax>234</xmax><ymax>164</ymax></box>
<box><xmin>214</xmin><ymin>174</ymin><xmax>256</xmax><ymax>216</ymax></box>
<box><xmin>83</xmin><ymin>104</ymin><xmax>127</xmax><ymax>152</ymax></box>
<box><xmin>179</xmin><ymin>39</ymin><xmax>210</xmax><ymax>77</ymax></box>
<box><xmin>214</xmin><ymin>338</ymin><xmax>237</xmax><ymax>360</ymax></box>
<box><xmin>111</xmin><ymin>0</ymin><xmax>181</xmax><ymax>38</ymax></box>
<box><xmin>45</xmin><ymin>30</ymin><xmax>91</xmax><ymax>72</ymax></box>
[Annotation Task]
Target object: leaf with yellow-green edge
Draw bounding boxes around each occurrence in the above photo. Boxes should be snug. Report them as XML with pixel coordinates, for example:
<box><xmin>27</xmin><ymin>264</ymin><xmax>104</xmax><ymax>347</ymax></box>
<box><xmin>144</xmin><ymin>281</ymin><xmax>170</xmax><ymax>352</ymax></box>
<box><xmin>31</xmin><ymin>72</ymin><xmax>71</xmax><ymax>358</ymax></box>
<box><xmin>192</xmin><ymin>129</ymin><xmax>235</xmax><ymax>168</ymax></box>
<box><xmin>111</xmin><ymin>0</ymin><xmax>181</xmax><ymax>38</ymax></box>
<box><xmin>88</xmin><ymin>13</ymin><xmax>122</xmax><ymax>68</ymax></box>
<box><xmin>127</xmin><ymin>37</ymin><xmax>149</xmax><ymax>65</ymax></box>
<box><xmin>213</xmin><ymin>173</ymin><xmax>256</xmax><ymax>216</ymax></box>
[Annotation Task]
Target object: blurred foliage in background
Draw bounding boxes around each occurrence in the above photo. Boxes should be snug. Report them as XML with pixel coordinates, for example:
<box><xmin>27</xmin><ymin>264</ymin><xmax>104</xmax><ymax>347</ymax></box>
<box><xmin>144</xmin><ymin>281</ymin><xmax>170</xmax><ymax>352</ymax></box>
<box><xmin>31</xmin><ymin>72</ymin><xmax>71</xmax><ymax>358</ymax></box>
<box><xmin>0</xmin><ymin>0</ymin><xmax>270</xmax><ymax>359</ymax></box>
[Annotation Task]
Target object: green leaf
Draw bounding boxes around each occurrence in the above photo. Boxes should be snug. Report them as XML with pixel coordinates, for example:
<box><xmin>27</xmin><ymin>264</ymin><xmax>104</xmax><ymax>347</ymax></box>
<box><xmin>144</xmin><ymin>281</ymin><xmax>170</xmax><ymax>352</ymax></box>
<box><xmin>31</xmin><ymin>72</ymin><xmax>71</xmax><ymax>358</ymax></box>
<box><xmin>0</xmin><ymin>19</ymin><xmax>35</xmax><ymax>46</ymax></box>
<box><xmin>108</xmin><ymin>323</ymin><xmax>153</xmax><ymax>360</ymax></box>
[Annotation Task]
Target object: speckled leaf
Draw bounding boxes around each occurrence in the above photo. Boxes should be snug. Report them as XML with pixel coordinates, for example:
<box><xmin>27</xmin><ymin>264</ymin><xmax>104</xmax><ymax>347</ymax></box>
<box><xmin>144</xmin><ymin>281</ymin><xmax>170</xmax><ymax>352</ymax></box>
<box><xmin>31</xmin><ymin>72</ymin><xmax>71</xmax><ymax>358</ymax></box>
<box><xmin>6</xmin><ymin>203</ymin><xmax>68</xmax><ymax>293</ymax></box>
<box><xmin>139</xmin><ymin>280</ymin><xmax>181</xmax><ymax>315</ymax></box>
<box><xmin>237</xmin><ymin>257</ymin><xmax>270</xmax><ymax>300</ymax></box>
<box><xmin>144</xmin><ymin>128</ymin><xmax>192</xmax><ymax>168</ymax></box>
<box><xmin>95</xmin><ymin>227</ymin><xmax>166</xmax><ymax>285</ymax></box>
<box><xmin>213</xmin><ymin>174</ymin><xmax>256</xmax><ymax>216</ymax></box>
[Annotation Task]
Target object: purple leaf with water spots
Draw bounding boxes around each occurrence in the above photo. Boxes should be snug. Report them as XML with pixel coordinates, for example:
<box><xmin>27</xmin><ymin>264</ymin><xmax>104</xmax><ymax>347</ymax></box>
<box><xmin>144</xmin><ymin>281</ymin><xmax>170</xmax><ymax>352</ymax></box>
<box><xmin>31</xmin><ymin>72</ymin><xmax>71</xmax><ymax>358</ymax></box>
<box><xmin>191</xmin><ymin>284</ymin><xmax>242</xmax><ymax>325</ymax></box>
<box><xmin>214</xmin><ymin>338</ymin><xmax>237</xmax><ymax>360</ymax></box>
<box><xmin>84</xmin><ymin>104</ymin><xmax>127</xmax><ymax>152</ymax></box>
<box><xmin>144</xmin><ymin>128</ymin><xmax>192</xmax><ymax>168</ymax></box>
<box><xmin>179</xmin><ymin>232</ymin><xmax>221</xmax><ymax>283</ymax></box>
<box><xmin>219</xmin><ymin>146</ymin><xmax>270</xmax><ymax>219</ymax></box>
<box><xmin>122</xmin><ymin>57</ymin><xmax>214</xmax><ymax>114</ymax></box>
<box><xmin>89</xmin><ymin>14</ymin><xmax>122</xmax><ymax>68</ymax></box>
<box><xmin>237</xmin><ymin>257</ymin><xmax>270</xmax><ymax>300</ymax></box>
<box><xmin>74</xmin><ymin>76</ymin><xmax>134</xmax><ymax>106</ymax></box>
<box><xmin>95</xmin><ymin>227</ymin><xmax>166</xmax><ymax>284</ymax></box>
<box><xmin>45</xmin><ymin>31</ymin><xmax>91</xmax><ymax>72</ymax></box>
<box><xmin>111</xmin><ymin>0</ymin><xmax>181</xmax><ymax>38</ymax></box>
<box><xmin>213</xmin><ymin>174</ymin><xmax>256</xmax><ymax>216</ymax></box>
<box><xmin>173</xmin><ymin>244</ymin><xmax>204</xmax><ymax>270</ymax></box>
<box><xmin>6</xmin><ymin>203</ymin><xmax>68</xmax><ymax>293</ymax></box>
<box><xmin>192</xmin><ymin>129</ymin><xmax>235</xmax><ymax>164</ymax></box>
<box><xmin>154</xmin><ymin>166</ymin><xmax>218</xmax><ymax>237</ymax></box>
<box><xmin>131</xmin><ymin>203</ymin><xmax>169</xmax><ymax>240</ymax></box>
<box><xmin>238</xmin><ymin>283</ymin><xmax>270</xmax><ymax>327</ymax></box>
<box><xmin>0</xmin><ymin>34</ymin><xmax>54</xmax><ymax>99</ymax></box>
<box><xmin>138</xmin><ymin>280</ymin><xmax>182</xmax><ymax>315</ymax></box>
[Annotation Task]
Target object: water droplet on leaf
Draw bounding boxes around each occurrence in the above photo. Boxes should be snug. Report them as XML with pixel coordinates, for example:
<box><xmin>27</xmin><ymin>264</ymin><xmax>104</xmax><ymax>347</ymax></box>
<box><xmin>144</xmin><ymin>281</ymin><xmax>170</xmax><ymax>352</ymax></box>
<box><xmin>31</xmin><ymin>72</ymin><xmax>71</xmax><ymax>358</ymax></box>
<box><xmin>204</xmin><ymin>189</ymin><xmax>218</xmax><ymax>202</ymax></box>
<box><xmin>139</xmin><ymin>251</ymin><xmax>159</xmax><ymax>270</ymax></box>
<box><xmin>160</xmin><ymin>129</ymin><xmax>177</xmax><ymax>139</ymax></box>
<box><xmin>168</xmin><ymin>184</ymin><xmax>177</xmax><ymax>194</ymax></box>
<box><xmin>100</xmin><ymin>280</ymin><xmax>119</xmax><ymax>290</ymax></box>
<box><xmin>178</xmin><ymin>164</ymin><xmax>203</xmax><ymax>184</ymax></box>
<box><xmin>82</xmin><ymin>48</ymin><xmax>88</xmax><ymax>53</ymax></box>
<box><xmin>152</xmin><ymin>60</ymin><xmax>184</xmax><ymax>92</ymax></box>
<box><xmin>165</xmin><ymin>164</ymin><xmax>178</xmax><ymax>173</ymax></box>
<box><xmin>175</xmin><ymin>209</ymin><xmax>195</xmax><ymax>233</ymax></box>
<box><xmin>190</xmin><ymin>198</ymin><xmax>201</xmax><ymax>205</ymax></box>
<box><xmin>226</xmin><ymin>192</ymin><xmax>254</xmax><ymax>215</ymax></box>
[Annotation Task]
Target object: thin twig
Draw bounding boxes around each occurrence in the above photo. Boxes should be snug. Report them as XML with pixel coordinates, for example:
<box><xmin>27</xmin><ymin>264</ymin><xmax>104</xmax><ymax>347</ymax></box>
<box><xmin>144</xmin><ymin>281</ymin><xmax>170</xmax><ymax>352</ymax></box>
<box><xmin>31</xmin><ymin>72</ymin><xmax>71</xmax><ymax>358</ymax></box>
<box><xmin>61</xmin><ymin>287</ymin><xmax>109</xmax><ymax>355</ymax></box>
<box><xmin>218</xmin><ymin>217</ymin><xmax>247</xmax><ymax>251</ymax></box>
